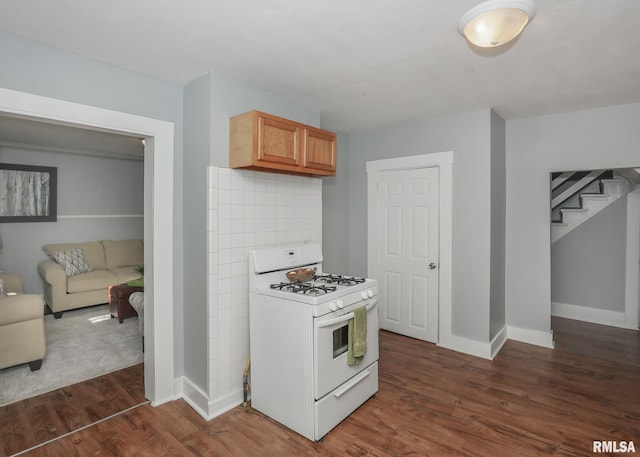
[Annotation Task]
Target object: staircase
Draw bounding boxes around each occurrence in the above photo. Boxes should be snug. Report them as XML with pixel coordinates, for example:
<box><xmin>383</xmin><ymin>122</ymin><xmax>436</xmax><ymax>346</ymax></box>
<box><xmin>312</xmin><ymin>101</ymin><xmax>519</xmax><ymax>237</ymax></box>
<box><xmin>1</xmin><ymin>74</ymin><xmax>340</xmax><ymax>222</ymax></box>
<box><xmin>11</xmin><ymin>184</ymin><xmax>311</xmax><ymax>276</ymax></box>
<box><xmin>551</xmin><ymin>169</ymin><xmax>636</xmax><ymax>243</ymax></box>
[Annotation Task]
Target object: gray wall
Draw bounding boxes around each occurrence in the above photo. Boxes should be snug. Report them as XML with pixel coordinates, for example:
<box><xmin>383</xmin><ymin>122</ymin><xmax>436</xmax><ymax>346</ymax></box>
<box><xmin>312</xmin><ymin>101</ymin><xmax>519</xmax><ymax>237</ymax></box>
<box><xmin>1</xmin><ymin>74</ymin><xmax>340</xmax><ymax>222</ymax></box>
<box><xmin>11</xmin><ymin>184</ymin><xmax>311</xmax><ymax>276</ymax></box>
<box><xmin>490</xmin><ymin>111</ymin><xmax>506</xmax><ymax>340</ymax></box>
<box><xmin>506</xmin><ymin>102</ymin><xmax>640</xmax><ymax>334</ymax></box>
<box><xmin>0</xmin><ymin>31</ymin><xmax>185</xmax><ymax>376</ymax></box>
<box><xmin>0</xmin><ymin>146</ymin><xmax>144</xmax><ymax>293</ymax></box>
<box><xmin>347</xmin><ymin>109</ymin><xmax>493</xmax><ymax>343</ymax></box>
<box><xmin>181</xmin><ymin>72</ymin><xmax>321</xmax><ymax>395</ymax></box>
<box><xmin>551</xmin><ymin>195</ymin><xmax>628</xmax><ymax>311</ymax></box>
<box><xmin>182</xmin><ymin>74</ymin><xmax>213</xmax><ymax>392</ymax></box>
<box><xmin>210</xmin><ymin>74</ymin><xmax>320</xmax><ymax>168</ymax></box>
<box><xmin>322</xmin><ymin>130</ymin><xmax>350</xmax><ymax>274</ymax></box>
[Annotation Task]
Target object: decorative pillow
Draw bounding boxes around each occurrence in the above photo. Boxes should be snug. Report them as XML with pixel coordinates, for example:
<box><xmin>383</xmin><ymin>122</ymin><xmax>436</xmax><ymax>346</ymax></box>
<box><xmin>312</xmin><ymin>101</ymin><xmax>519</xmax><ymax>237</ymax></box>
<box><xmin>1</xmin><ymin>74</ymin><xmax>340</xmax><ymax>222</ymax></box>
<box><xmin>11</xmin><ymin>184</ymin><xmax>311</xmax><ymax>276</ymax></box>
<box><xmin>50</xmin><ymin>248</ymin><xmax>94</xmax><ymax>276</ymax></box>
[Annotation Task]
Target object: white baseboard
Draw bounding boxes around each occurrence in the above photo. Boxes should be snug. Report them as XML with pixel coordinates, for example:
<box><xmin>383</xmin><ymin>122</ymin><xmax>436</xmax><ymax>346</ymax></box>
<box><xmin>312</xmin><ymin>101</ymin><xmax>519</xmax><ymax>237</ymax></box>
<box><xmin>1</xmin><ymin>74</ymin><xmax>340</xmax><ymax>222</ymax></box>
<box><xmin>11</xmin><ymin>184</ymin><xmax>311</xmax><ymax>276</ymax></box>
<box><xmin>490</xmin><ymin>326</ymin><xmax>508</xmax><ymax>359</ymax></box>
<box><xmin>552</xmin><ymin>301</ymin><xmax>628</xmax><ymax>328</ymax></box>
<box><xmin>437</xmin><ymin>334</ymin><xmax>493</xmax><ymax>360</ymax></box>
<box><xmin>438</xmin><ymin>323</ymin><xmax>557</xmax><ymax>359</ymax></box>
<box><xmin>180</xmin><ymin>376</ymin><xmax>211</xmax><ymax>420</ymax></box>
<box><xmin>173</xmin><ymin>376</ymin><xmax>184</xmax><ymax>400</ymax></box>
<box><xmin>178</xmin><ymin>376</ymin><xmax>244</xmax><ymax>421</ymax></box>
<box><xmin>507</xmin><ymin>325</ymin><xmax>555</xmax><ymax>349</ymax></box>
<box><xmin>208</xmin><ymin>388</ymin><xmax>244</xmax><ymax>418</ymax></box>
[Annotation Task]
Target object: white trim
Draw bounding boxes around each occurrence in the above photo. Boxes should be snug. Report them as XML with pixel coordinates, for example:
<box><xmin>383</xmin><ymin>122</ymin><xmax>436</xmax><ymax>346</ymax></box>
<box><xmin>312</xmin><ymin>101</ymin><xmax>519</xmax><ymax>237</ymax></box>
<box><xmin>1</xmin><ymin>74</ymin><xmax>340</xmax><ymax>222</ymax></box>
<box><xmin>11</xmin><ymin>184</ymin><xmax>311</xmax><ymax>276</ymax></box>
<box><xmin>366</xmin><ymin>151</ymin><xmax>453</xmax><ymax>348</ymax></box>
<box><xmin>366</xmin><ymin>152</ymin><xmax>453</xmax><ymax>173</ymax></box>
<box><xmin>625</xmin><ymin>189</ymin><xmax>640</xmax><ymax>329</ymax></box>
<box><xmin>438</xmin><ymin>335</ymin><xmax>493</xmax><ymax>360</ymax></box>
<box><xmin>173</xmin><ymin>376</ymin><xmax>185</xmax><ymax>400</ymax></box>
<box><xmin>180</xmin><ymin>376</ymin><xmax>211</xmax><ymax>419</ymax></box>
<box><xmin>490</xmin><ymin>325</ymin><xmax>508</xmax><ymax>359</ymax></box>
<box><xmin>552</xmin><ymin>301</ymin><xmax>631</xmax><ymax>329</ymax></box>
<box><xmin>0</xmin><ymin>88</ymin><xmax>175</xmax><ymax>405</ymax></box>
<box><xmin>436</xmin><ymin>326</ymin><xmax>507</xmax><ymax>361</ymax></box>
<box><xmin>181</xmin><ymin>378</ymin><xmax>244</xmax><ymax>421</ymax></box>
<box><xmin>507</xmin><ymin>325</ymin><xmax>555</xmax><ymax>349</ymax></box>
<box><xmin>208</xmin><ymin>389</ymin><xmax>244</xmax><ymax>419</ymax></box>
<box><xmin>58</xmin><ymin>214</ymin><xmax>143</xmax><ymax>219</ymax></box>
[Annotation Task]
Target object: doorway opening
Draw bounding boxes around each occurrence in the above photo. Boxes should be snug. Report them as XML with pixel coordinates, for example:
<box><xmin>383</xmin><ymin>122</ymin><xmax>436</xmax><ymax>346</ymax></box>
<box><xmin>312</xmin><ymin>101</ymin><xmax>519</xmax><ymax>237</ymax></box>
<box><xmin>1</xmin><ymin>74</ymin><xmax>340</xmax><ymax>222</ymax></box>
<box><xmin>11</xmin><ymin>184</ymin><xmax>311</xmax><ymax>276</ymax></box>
<box><xmin>0</xmin><ymin>117</ymin><xmax>146</xmax><ymax>407</ymax></box>
<box><xmin>0</xmin><ymin>88</ymin><xmax>176</xmax><ymax>405</ymax></box>
<box><xmin>550</xmin><ymin>167</ymin><xmax>640</xmax><ymax>332</ymax></box>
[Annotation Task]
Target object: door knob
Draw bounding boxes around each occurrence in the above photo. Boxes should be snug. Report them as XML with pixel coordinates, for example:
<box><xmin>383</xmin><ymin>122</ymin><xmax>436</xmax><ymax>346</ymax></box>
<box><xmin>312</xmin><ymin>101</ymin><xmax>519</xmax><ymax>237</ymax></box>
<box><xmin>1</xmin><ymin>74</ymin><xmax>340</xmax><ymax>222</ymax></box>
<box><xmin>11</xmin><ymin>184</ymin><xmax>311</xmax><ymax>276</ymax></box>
<box><xmin>428</xmin><ymin>262</ymin><xmax>437</xmax><ymax>270</ymax></box>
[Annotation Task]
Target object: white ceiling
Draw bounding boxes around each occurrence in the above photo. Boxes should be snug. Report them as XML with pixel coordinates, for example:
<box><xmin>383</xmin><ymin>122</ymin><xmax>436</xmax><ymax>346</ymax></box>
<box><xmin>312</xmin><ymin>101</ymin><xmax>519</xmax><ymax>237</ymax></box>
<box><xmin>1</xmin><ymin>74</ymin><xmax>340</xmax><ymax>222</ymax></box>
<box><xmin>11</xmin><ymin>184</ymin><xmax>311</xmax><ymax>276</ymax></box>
<box><xmin>1</xmin><ymin>0</ymin><xmax>639</xmax><ymax>133</ymax></box>
<box><xmin>0</xmin><ymin>115</ymin><xmax>144</xmax><ymax>160</ymax></box>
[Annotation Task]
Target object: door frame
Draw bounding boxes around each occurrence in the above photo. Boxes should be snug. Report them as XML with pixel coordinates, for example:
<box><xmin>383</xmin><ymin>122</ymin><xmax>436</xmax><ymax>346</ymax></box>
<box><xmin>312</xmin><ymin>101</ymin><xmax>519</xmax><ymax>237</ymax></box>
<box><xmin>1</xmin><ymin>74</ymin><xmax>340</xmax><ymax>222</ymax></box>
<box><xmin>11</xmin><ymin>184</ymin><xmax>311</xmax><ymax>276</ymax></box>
<box><xmin>624</xmin><ymin>188</ymin><xmax>639</xmax><ymax>329</ymax></box>
<box><xmin>0</xmin><ymin>88</ymin><xmax>176</xmax><ymax>405</ymax></box>
<box><xmin>366</xmin><ymin>151</ymin><xmax>453</xmax><ymax>345</ymax></box>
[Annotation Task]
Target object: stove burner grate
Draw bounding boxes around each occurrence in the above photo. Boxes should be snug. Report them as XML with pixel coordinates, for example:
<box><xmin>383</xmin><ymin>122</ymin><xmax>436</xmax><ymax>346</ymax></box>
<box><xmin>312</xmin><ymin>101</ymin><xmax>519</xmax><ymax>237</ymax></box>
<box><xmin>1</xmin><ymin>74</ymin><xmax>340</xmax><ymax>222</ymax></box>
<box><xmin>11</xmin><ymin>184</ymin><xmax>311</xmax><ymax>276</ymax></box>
<box><xmin>312</xmin><ymin>274</ymin><xmax>366</xmax><ymax>286</ymax></box>
<box><xmin>270</xmin><ymin>282</ymin><xmax>337</xmax><ymax>295</ymax></box>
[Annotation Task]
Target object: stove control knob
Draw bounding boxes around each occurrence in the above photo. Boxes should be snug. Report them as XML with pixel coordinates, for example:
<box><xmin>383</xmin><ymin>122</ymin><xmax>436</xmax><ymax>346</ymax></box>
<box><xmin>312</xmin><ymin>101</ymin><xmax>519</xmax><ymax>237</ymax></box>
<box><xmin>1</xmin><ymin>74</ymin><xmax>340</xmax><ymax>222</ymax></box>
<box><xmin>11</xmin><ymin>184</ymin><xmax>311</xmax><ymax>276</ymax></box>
<box><xmin>329</xmin><ymin>302</ymin><xmax>338</xmax><ymax>311</ymax></box>
<box><xmin>367</xmin><ymin>289</ymin><xmax>374</xmax><ymax>298</ymax></box>
<box><xmin>336</xmin><ymin>300</ymin><xmax>345</xmax><ymax>309</ymax></box>
<box><xmin>361</xmin><ymin>291</ymin><xmax>368</xmax><ymax>300</ymax></box>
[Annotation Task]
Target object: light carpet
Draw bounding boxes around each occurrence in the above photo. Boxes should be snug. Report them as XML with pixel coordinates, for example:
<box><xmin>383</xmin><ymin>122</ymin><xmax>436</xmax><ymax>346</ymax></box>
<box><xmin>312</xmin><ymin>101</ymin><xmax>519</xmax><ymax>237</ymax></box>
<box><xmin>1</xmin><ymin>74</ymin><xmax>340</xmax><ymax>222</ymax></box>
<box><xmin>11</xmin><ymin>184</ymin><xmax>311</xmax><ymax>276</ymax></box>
<box><xmin>0</xmin><ymin>304</ymin><xmax>143</xmax><ymax>407</ymax></box>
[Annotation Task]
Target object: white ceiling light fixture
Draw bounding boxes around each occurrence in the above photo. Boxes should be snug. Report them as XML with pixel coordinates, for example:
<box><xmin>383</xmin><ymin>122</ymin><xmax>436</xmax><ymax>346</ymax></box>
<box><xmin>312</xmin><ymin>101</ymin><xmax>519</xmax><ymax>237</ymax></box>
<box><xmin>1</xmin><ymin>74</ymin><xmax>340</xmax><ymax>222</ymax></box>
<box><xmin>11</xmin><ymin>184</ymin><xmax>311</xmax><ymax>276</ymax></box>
<box><xmin>458</xmin><ymin>0</ymin><xmax>536</xmax><ymax>48</ymax></box>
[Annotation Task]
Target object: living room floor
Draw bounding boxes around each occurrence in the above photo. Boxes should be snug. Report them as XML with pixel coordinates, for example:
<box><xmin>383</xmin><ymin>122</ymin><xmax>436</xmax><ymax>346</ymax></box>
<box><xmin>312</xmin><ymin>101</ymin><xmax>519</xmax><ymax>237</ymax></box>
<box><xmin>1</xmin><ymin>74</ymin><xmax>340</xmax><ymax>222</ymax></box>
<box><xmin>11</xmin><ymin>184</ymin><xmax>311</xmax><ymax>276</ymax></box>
<box><xmin>2</xmin><ymin>318</ymin><xmax>639</xmax><ymax>457</ymax></box>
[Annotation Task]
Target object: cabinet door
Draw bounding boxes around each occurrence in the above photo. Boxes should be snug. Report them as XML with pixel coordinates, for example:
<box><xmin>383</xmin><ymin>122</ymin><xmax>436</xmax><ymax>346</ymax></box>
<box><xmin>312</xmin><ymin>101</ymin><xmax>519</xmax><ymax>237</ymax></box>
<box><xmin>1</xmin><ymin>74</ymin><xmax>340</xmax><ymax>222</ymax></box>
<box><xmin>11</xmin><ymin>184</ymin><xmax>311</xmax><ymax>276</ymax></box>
<box><xmin>257</xmin><ymin>114</ymin><xmax>300</xmax><ymax>166</ymax></box>
<box><xmin>304</xmin><ymin>127</ymin><xmax>336</xmax><ymax>172</ymax></box>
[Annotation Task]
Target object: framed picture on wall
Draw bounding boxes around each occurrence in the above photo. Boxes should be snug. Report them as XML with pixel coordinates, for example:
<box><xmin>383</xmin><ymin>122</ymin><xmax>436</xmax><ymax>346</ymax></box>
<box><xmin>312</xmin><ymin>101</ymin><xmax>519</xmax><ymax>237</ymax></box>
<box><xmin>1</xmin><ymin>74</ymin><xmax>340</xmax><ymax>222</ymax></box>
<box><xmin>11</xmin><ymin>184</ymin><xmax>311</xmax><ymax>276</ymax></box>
<box><xmin>0</xmin><ymin>163</ymin><xmax>57</xmax><ymax>222</ymax></box>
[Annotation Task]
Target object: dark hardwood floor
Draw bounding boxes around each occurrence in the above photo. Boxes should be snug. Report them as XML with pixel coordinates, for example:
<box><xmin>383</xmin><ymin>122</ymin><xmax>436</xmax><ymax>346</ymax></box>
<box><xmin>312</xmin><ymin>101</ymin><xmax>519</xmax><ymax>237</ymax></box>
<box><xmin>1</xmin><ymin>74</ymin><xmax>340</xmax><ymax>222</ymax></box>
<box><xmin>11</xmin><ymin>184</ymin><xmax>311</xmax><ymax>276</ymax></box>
<box><xmin>3</xmin><ymin>318</ymin><xmax>639</xmax><ymax>457</ymax></box>
<box><xmin>552</xmin><ymin>316</ymin><xmax>640</xmax><ymax>367</ymax></box>
<box><xmin>0</xmin><ymin>364</ymin><xmax>146</xmax><ymax>457</ymax></box>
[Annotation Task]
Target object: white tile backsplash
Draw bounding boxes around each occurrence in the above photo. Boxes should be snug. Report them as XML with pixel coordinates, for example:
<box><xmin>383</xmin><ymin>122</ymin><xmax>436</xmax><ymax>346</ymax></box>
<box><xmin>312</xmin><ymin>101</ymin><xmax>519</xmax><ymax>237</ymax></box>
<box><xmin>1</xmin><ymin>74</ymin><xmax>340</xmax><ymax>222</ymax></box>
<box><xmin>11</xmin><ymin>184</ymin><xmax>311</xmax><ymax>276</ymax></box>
<box><xmin>206</xmin><ymin>166</ymin><xmax>322</xmax><ymax>402</ymax></box>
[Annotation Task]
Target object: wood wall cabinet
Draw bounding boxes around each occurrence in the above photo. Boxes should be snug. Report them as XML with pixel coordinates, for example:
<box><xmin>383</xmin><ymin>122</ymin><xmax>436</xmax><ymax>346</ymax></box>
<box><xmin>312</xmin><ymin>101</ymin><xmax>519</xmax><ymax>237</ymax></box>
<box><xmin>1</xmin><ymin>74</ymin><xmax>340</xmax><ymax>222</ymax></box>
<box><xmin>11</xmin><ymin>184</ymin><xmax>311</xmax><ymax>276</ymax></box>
<box><xmin>230</xmin><ymin>110</ymin><xmax>336</xmax><ymax>177</ymax></box>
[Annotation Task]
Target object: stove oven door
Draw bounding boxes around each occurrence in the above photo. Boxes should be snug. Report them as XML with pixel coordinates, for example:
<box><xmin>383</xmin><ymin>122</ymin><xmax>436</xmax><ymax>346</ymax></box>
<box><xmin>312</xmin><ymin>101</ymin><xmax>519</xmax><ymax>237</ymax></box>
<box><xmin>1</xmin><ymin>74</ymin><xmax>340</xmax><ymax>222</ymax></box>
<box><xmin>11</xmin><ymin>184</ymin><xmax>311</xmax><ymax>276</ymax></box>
<box><xmin>314</xmin><ymin>298</ymin><xmax>379</xmax><ymax>400</ymax></box>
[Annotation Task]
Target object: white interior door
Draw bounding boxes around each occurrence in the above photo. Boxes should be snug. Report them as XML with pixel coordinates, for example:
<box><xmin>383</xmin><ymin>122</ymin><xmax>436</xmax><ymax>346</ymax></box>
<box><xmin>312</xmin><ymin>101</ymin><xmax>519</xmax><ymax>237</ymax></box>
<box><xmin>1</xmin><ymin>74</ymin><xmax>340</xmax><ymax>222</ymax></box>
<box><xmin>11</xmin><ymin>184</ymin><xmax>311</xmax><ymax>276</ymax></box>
<box><xmin>376</xmin><ymin>167</ymin><xmax>439</xmax><ymax>342</ymax></box>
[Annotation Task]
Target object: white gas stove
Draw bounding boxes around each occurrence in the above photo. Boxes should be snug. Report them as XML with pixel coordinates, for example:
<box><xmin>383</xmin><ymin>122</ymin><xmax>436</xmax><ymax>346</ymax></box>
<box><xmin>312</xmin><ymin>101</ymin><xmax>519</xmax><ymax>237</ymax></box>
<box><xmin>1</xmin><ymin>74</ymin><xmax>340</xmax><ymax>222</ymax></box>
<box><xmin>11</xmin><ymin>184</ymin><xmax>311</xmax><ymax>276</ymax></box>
<box><xmin>248</xmin><ymin>244</ymin><xmax>379</xmax><ymax>441</ymax></box>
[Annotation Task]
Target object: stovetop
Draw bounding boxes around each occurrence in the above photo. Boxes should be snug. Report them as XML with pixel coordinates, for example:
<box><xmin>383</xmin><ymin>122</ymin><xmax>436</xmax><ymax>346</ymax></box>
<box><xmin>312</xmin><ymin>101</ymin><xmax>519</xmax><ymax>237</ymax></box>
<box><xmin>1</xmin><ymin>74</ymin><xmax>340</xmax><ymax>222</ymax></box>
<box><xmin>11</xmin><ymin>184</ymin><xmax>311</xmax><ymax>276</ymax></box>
<box><xmin>269</xmin><ymin>274</ymin><xmax>367</xmax><ymax>296</ymax></box>
<box><xmin>248</xmin><ymin>243</ymin><xmax>377</xmax><ymax>311</ymax></box>
<box><xmin>270</xmin><ymin>282</ymin><xmax>338</xmax><ymax>296</ymax></box>
<box><xmin>254</xmin><ymin>271</ymin><xmax>375</xmax><ymax>305</ymax></box>
<box><xmin>312</xmin><ymin>274</ymin><xmax>366</xmax><ymax>286</ymax></box>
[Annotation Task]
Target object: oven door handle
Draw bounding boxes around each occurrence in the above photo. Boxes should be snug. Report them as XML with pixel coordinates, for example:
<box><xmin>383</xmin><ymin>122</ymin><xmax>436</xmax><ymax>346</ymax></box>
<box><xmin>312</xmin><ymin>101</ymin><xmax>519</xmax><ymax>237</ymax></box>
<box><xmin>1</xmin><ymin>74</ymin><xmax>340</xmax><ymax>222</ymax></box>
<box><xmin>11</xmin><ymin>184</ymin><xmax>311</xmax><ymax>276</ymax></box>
<box><xmin>316</xmin><ymin>300</ymin><xmax>377</xmax><ymax>328</ymax></box>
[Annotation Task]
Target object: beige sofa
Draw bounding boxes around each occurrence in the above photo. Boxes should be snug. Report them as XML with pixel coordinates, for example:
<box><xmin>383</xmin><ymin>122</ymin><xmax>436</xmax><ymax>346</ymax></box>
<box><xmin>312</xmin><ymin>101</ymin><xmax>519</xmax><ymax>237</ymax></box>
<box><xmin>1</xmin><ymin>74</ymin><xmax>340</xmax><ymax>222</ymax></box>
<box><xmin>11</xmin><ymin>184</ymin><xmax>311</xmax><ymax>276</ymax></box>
<box><xmin>37</xmin><ymin>239</ymin><xmax>143</xmax><ymax>318</ymax></box>
<box><xmin>0</xmin><ymin>274</ymin><xmax>46</xmax><ymax>371</ymax></box>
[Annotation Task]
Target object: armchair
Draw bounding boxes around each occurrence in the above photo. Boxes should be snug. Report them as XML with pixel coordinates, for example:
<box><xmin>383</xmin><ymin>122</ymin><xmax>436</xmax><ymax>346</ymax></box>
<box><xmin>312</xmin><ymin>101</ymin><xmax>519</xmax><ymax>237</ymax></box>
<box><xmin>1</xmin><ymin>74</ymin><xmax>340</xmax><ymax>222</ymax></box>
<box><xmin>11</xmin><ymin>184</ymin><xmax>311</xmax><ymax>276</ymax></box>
<box><xmin>0</xmin><ymin>274</ymin><xmax>47</xmax><ymax>371</ymax></box>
